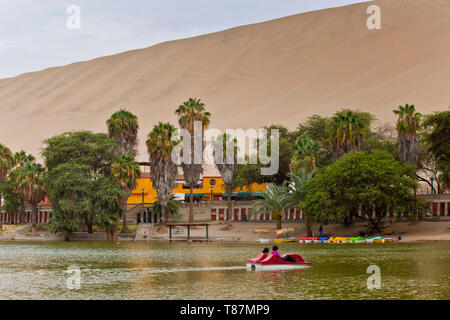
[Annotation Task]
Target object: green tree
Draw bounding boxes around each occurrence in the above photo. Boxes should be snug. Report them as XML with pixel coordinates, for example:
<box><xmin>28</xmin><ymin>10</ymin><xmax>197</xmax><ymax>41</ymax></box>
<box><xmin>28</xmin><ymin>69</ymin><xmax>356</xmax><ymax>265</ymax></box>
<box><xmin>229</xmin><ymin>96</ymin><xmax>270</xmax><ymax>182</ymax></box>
<box><xmin>290</xmin><ymin>137</ymin><xmax>321</xmax><ymax>174</ymax></box>
<box><xmin>1</xmin><ymin>151</ymin><xmax>37</xmax><ymax>224</ymax></box>
<box><xmin>422</xmin><ymin>110</ymin><xmax>450</xmax><ymax>191</ymax></box>
<box><xmin>285</xmin><ymin>169</ymin><xmax>315</xmax><ymax>236</ymax></box>
<box><xmin>253</xmin><ymin>183</ymin><xmax>289</xmax><ymax>230</ymax></box>
<box><xmin>303</xmin><ymin>151</ymin><xmax>420</xmax><ymax>232</ymax></box>
<box><xmin>111</xmin><ymin>154</ymin><xmax>141</xmax><ymax>230</ymax></box>
<box><xmin>153</xmin><ymin>194</ymin><xmax>180</xmax><ymax>219</ymax></box>
<box><xmin>393</xmin><ymin>104</ymin><xmax>422</xmax><ymax>166</ymax></box>
<box><xmin>107</xmin><ymin>109</ymin><xmax>140</xmax><ymax>230</ymax></box>
<box><xmin>0</xmin><ymin>143</ymin><xmax>14</xmax><ymax>229</ymax></box>
<box><xmin>328</xmin><ymin>109</ymin><xmax>372</xmax><ymax>159</ymax></box>
<box><xmin>43</xmin><ymin>131</ymin><xmax>119</xmax><ymax>240</ymax></box>
<box><xmin>175</xmin><ymin>98</ymin><xmax>211</xmax><ymax>223</ymax></box>
<box><xmin>15</xmin><ymin>162</ymin><xmax>46</xmax><ymax>233</ymax></box>
<box><xmin>146</xmin><ymin>122</ymin><xmax>180</xmax><ymax>225</ymax></box>
<box><xmin>106</xmin><ymin>109</ymin><xmax>139</xmax><ymax>156</ymax></box>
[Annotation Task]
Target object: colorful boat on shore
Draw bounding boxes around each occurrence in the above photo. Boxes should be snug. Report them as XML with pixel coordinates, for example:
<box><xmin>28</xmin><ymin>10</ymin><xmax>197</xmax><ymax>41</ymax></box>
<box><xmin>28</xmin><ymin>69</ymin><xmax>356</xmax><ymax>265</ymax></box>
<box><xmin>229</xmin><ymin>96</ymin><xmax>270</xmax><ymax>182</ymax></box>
<box><xmin>328</xmin><ymin>237</ymin><xmax>350</xmax><ymax>243</ymax></box>
<box><xmin>274</xmin><ymin>237</ymin><xmax>296</xmax><ymax>243</ymax></box>
<box><xmin>246</xmin><ymin>253</ymin><xmax>313</xmax><ymax>271</ymax></box>
<box><xmin>299</xmin><ymin>237</ymin><xmax>319</xmax><ymax>243</ymax></box>
<box><xmin>350</xmin><ymin>237</ymin><xmax>366</xmax><ymax>243</ymax></box>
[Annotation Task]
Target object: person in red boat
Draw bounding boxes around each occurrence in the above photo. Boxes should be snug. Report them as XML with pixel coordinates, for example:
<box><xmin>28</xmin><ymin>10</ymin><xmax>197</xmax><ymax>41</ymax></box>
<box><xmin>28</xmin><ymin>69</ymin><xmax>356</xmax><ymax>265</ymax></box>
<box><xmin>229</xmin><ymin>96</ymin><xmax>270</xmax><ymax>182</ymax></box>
<box><xmin>271</xmin><ymin>246</ymin><xmax>298</xmax><ymax>262</ymax></box>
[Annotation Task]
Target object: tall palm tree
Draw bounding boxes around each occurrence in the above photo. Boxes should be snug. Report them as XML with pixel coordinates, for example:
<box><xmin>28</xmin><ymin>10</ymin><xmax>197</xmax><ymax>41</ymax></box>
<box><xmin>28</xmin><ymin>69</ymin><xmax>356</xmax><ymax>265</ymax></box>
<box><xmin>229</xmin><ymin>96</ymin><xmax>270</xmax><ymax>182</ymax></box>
<box><xmin>290</xmin><ymin>137</ymin><xmax>320</xmax><ymax>174</ymax></box>
<box><xmin>106</xmin><ymin>109</ymin><xmax>139</xmax><ymax>156</ymax></box>
<box><xmin>328</xmin><ymin>110</ymin><xmax>369</xmax><ymax>159</ymax></box>
<box><xmin>111</xmin><ymin>154</ymin><xmax>141</xmax><ymax>230</ymax></box>
<box><xmin>0</xmin><ymin>143</ymin><xmax>14</xmax><ymax>230</ymax></box>
<box><xmin>175</xmin><ymin>98</ymin><xmax>211</xmax><ymax>223</ymax></box>
<box><xmin>253</xmin><ymin>183</ymin><xmax>288</xmax><ymax>230</ymax></box>
<box><xmin>285</xmin><ymin>169</ymin><xmax>315</xmax><ymax>236</ymax></box>
<box><xmin>146</xmin><ymin>122</ymin><xmax>180</xmax><ymax>225</ymax></box>
<box><xmin>213</xmin><ymin>134</ymin><xmax>238</xmax><ymax>222</ymax></box>
<box><xmin>107</xmin><ymin>109</ymin><xmax>139</xmax><ymax>230</ymax></box>
<box><xmin>393</xmin><ymin>104</ymin><xmax>422</xmax><ymax>166</ymax></box>
<box><xmin>15</xmin><ymin>162</ymin><xmax>46</xmax><ymax>233</ymax></box>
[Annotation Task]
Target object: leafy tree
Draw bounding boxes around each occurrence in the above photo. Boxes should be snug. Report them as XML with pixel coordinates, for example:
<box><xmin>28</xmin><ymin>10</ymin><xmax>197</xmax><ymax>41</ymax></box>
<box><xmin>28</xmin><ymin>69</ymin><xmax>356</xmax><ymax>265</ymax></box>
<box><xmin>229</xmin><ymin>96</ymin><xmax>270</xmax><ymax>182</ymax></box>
<box><xmin>328</xmin><ymin>109</ymin><xmax>373</xmax><ymax>159</ymax></box>
<box><xmin>146</xmin><ymin>122</ymin><xmax>180</xmax><ymax>225</ymax></box>
<box><xmin>175</xmin><ymin>98</ymin><xmax>211</xmax><ymax>223</ymax></box>
<box><xmin>393</xmin><ymin>104</ymin><xmax>422</xmax><ymax>166</ymax></box>
<box><xmin>284</xmin><ymin>169</ymin><xmax>315</xmax><ymax>236</ymax></box>
<box><xmin>153</xmin><ymin>194</ymin><xmax>180</xmax><ymax>218</ymax></box>
<box><xmin>0</xmin><ymin>143</ymin><xmax>14</xmax><ymax>229</ymax></box>
<box><xmin>290</xmin><ymin>137</ymin><xmax>320</xmax><ymax>174</ymax></box>
<box><xmin>253</xmin><ymin>183</ymin><xmax>289</xmax><ymax>230</ymax></box>
<box><xmin>107</xmin><ymin>109</ymin><xmax>140</xmax><ymax>229</ymax></box>
<box><xmin>1</xmin><ymin>151</ymin><xmax>36</xmax><ymax>223</ymax></box>
<box><xmin>422</xmin><ymin>110</ymin><xmax>450</xmax><ymax>191</ymax></box>
<box><xmin>106</xmin><ymin>109</ymin><xmax>139</xmax><ymax>156</ymax></box>
<box><xmin>43</xmin><ymin>131</ymin><xmax>119</xmax><ymax>240</ymax></box>
<box><xmin>14</xmin><ymin>162</ymin><xmax>46</xmax><ymax>233</ymax></box>
<box><xmin>302</xmin><ymin>151</ymin><xmax>420</xmax><ymax>232</ymax></box>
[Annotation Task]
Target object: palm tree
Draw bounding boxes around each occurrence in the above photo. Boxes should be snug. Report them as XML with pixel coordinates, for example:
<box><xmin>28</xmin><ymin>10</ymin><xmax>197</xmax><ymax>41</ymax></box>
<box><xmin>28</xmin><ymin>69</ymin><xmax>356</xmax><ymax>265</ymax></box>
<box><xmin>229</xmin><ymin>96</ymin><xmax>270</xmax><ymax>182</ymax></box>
<box><xmin>328</xmin><ymin>110</ymin><xmax>369</xmax><ymax>159</ymax></box>
<box><xmin>175</xmin><ymin>98</ymin><xmax>211</xmax><ymax>223</ymax></box>
<box><xmin>393</xmin><ymin>104</ymin><xmax>422</xmax><ymax>166</ymax></box>
<box><xmin>153</xmin><ymin>194</ymin><xmax>180</xmax><ymax>221</ymax></box>
<box><xmin>146</xmin><ymin>122</ymin><xmax>180</xmax><ymax>225</ymax></box>
<box><xmin>15</xmin><ymin>162</ymin><xmax>46</xmax><ymax>233</ymax></box>
<box><xmin>13</xmin><ymin>151</ymin><xmax>36</xmax><ymax>223</ymax></box>
<box><xmin>253</xmin><ymin>183</ymin><xmax>288</xmax><ymax>230</ymax></box>
<box><xmin>0</xmin><ymin>143</ymin><xmax>14</xmax><ymax>230</ymax></box>
<box><xmin>290</xmin><ymin>137</ymin><xmax>320</xmax><ymax>174</ymax></box>
<box><xmin>213</xmin><ymin>134</ymin><xmax>238</xmax><ymax>222</ymax></box>
<box><xmin>111</xmin><ymin>154</ymin><xmax>141</xmax><ymax>230</ymax></box>
<box><xmin>285</xmin><ymin>169</ymin><xmax>315</xmax><ymax>236</ymax></box>
<box><xmin>106</xmin><ymin>109</ymin><xmax>139</xmax><ymax>156</ymax></box>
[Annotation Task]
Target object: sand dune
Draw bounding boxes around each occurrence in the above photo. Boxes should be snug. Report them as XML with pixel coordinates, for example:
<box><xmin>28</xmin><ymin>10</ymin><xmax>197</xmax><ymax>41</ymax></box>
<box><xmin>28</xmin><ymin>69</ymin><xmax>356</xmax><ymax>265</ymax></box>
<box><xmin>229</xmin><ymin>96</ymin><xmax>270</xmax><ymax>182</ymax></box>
<box><xmin>0</xmin><ymin>0</ymin><xmax>449</xmax><ymax>162</ymax></box>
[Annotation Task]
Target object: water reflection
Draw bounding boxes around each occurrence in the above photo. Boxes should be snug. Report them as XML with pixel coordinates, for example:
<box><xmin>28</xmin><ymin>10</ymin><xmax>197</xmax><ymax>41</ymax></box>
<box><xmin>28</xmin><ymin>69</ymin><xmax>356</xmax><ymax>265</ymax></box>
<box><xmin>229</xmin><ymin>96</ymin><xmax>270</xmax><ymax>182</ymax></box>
<box><xmin>0</xmin><ymin>242</ymin><xmax>448</xmax><ymax>300</ymax></box>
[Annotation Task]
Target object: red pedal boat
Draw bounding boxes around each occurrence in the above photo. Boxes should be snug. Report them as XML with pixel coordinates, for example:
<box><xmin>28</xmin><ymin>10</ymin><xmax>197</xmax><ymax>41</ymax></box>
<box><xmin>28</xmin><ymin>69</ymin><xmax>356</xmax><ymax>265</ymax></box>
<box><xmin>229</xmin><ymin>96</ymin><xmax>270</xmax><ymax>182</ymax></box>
<box><xmin>246</xmin><ymin>253</ymin><xmax>313</xmax><ymax>271</ymax></box>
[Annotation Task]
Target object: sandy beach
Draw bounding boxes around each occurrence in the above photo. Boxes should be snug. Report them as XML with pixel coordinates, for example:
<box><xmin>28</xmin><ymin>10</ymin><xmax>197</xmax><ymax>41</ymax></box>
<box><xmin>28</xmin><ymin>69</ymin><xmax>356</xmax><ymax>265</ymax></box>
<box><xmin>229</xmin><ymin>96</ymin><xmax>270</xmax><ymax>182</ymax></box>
<box><xmin>151</xmin><ymin>220</ymin><xmax>450</xmax><ymax>243</ymax></box>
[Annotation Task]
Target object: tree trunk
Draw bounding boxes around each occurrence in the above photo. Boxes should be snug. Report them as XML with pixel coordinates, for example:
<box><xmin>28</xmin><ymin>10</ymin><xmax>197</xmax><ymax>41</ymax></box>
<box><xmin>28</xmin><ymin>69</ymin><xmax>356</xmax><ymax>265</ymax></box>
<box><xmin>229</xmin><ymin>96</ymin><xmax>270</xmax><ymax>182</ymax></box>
<box><xmin>106</xmin><ymin>227</ymin><xmax>112</xmax><ymax>241</ymax></box>
<box><xmin>110</xmin><ymin>224</ymin><xmax>118</xmax><ymax>242</ymax></box>
<box><xmin>304</xmin><ymin>211</ymin><xmax>313</xmax><ymax>237</ymax></box>
<box><xmin>189</xmin><ymin>186</ymin><xmax>194</xmax><ymax>223</ymax></box>
<box><xmin>161</xmin><ymin>206</ymin><xmax>167</xmax><ymax>225</ymax></box>
<box><xmin>122</xmin><ymin>197</ymin><xmax>128</xmax><ymax>230</ymax></box>
<box><xmin>276</xmin><ymin>217</ymin><xmax>282</xmax><ymax>230</ymax></box>
<box><xmin>84</xmin><ymin>215</ymin><xmax>93</xmax><ymax>233</ymax></box>
<box><xmin>226</xmin><ymin>184</ymin><xmax>232</xmax><ymax>223</ymax></box>
<box><xmin>31</xmin><ymin>204</ymin><xmax>37</xmax><ymax>233</ymax></box>
<box><xmin>20</xmin><ymin>205</ymin><xmax>26</xmax><ymax>224</ymax></box>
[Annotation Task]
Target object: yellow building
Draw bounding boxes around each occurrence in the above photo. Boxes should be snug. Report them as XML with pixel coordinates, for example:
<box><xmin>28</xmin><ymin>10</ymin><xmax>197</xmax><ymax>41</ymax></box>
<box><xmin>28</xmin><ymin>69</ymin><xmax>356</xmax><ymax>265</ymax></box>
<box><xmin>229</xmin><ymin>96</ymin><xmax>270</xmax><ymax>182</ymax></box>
<box><xmin>127</xmin><ymin>163</ymin><xmax>267</xmax><ymax>206</ymax></box>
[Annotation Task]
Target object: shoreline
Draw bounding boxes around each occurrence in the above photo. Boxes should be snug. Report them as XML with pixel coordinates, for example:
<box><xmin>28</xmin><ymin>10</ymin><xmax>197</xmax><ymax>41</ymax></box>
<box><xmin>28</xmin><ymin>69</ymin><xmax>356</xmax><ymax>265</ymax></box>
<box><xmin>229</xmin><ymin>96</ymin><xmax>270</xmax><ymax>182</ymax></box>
<box><xmin>1</xmin><ymin>221</ymin><xmax>449</xmax><ymax>244</ymax></box>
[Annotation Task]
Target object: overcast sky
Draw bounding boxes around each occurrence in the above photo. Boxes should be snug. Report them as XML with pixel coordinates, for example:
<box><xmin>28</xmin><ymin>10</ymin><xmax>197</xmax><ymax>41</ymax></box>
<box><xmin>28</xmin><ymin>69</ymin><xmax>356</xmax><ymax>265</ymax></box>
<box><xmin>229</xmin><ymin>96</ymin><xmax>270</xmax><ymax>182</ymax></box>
<box><xmin>0</xmin><ymin>0</ymin><xmax>369</xmax><ymax>79</ymax></box>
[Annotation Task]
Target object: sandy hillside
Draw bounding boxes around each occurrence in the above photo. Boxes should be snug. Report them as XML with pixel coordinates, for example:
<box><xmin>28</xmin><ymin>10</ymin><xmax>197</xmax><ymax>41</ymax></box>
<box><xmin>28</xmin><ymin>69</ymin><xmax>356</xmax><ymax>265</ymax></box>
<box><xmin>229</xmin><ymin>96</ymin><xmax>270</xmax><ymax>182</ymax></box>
<box><xmin>0</xmin><ymin>0</ymin><xmax>449</xmax><ymax>161</ymax></box>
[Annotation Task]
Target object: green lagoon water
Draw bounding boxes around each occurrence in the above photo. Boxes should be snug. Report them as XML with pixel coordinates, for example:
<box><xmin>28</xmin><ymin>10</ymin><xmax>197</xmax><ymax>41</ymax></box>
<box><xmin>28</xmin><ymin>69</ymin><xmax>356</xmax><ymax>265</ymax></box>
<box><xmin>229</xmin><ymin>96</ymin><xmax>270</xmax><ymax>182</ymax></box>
<box><xmin>0</xmin><ymin>241</ymin><xmax>448</xmax><ymax>300</ymax></box>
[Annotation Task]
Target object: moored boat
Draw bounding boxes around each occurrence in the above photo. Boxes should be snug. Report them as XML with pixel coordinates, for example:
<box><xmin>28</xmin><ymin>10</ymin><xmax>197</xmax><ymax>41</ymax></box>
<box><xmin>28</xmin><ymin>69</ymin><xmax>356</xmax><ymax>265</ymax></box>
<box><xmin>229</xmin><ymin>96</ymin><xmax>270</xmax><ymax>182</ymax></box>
<box><xmin>299</xmin><ymin>237</ymin><xmax>319</xmax><ymax>243</ymax></box>
<box><xmin>350</xmin><ymin>237</ymin><xmax>366</xmax><ymax>243</ymax></box>
<box><xmin>246</xmin><ymin>253</ymin><xmax>313</xmax><ymax>271</ymax></box>
<box><xmin>274</xmin><ymin>237</ymin><xmax>296</xmax><ymax>243</ymax></box>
